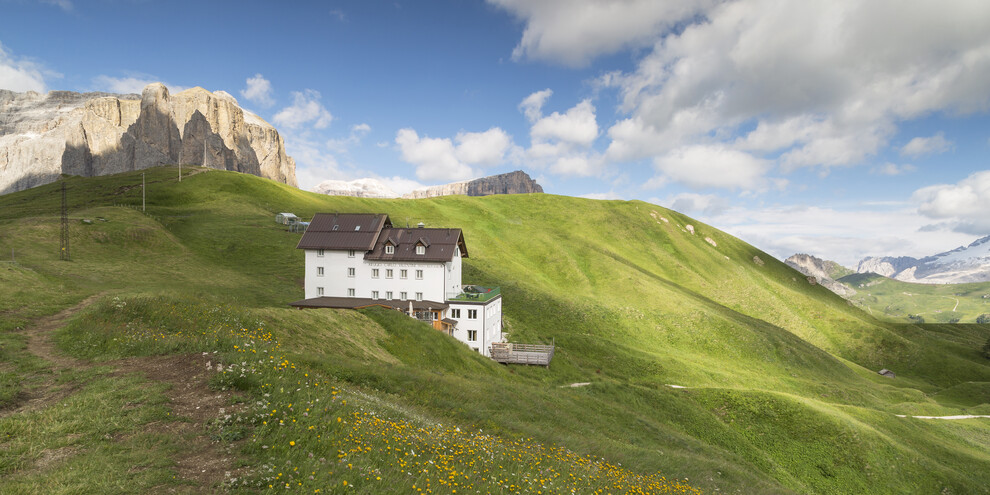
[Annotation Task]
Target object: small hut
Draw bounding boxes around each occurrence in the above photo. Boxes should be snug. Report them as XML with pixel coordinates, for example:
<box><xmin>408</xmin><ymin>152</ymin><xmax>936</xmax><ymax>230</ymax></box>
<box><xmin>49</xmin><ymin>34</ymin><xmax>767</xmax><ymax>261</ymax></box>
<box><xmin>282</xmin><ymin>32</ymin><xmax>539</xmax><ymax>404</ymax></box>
<box><xmin>276</xmin><ymin>213</ymin><xmax>299</xmax><ymax>225</ymax></box>
<box><xmin>289</xmin><ymin>221</ymin><xmax>310</xmax><ymax>233</ymax></box>
<box><xmin>878</xmin><ymin>368</ymin><xmax>896</xmax><ymax>378</ymax></box>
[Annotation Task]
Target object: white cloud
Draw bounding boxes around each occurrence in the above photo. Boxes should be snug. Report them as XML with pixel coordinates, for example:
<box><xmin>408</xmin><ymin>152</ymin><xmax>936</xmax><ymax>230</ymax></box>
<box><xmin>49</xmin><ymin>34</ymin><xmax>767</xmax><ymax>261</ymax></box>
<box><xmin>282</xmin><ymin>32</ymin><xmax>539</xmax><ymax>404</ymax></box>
<box><xmin>489</xmin><ymin>0</ymin><xmax>709</xmax><ymax>67</ymax></box>
<box><xmin>664</xmin><ymin>192</ymin><xmax>731</xmax><ymax>216</ymax></box>
<box><xmin>0</xmin><ymin>42</ymin><xmax>50</xmax><ymax>92</ymax></box>
<box><xmin>92</xmin><ymin>75</ymin><xmax>186</xmax><ymax>94</ymax></box>
<box><xmin>651</xmin><ymin>145</ymin><xmax>772</xmax><ymax>190</ymax></box>
<box><xmin>558</xmin><ymin>0</ymin><xmax>990</xmax><ymax>186</ymax></box>
<box><xmin>395</xmin><ymin>129</ymin><xmax>471</xmax><ymax>182</ymax></box>
<box><xmin>327</xmin><ymin>123</ymin><xmax>372</xmax><ymax>153</ymax></box>
<box><xmin>273</xmin><ymin>89</ymin><xmax>333</xmax><ymax>129</ymax></box>
<box><xmin>519</xmin><ymin>88</ymin><xmax>553</xmax><ymax>122</ymax></box>
<box><xmin>394</xmin><ymin>127</ymin><xmax>514</xmax><ymax>182</ymax></box>
<box><xmin>240</xmin><ymin>74</ymin><xmax>274</xmax><ymax>107</ymax></box>
<box><xmin>700</xmin><ymin>203</ymin><xmax>977</xmax><ymax>267</ymax></box>
<box><xmin>914</xmin><ymin>170</ymin><xmax>990</xmax><ymax>235</ymax></box>
<box><xmin>376</xmin><ymin>176</ymin><xmax>424</xmax><ymax>196</ymax></box>
<box><xmin>580</xmin><ymin>191</ymin><xmax>625</xmax><ymax>200</ymax></box>
<box><xmin>872</xmin><ymin>162</ymin><xmax>916</xmax><ymax>176</ymax></box>
<box><xmin>454</xmin><ymin>128</ymin><xmax>512</xmax><ymax>166</ymax></box>
<box><xmin>281</xmin><ymin>131</ymin><xmax>342</xmax><ymax>191</ymax></box>
<box><xmin>530</xmin><ymin>99</ymin><xmax>599</xmax><ymax>147</ymax></box>
<box><xmin>520</xmin><ymin>90</ymin><xmax>603</xmax><ymax>177</ymax></box>
<box><xmin>901</xmin><ymin>132</ymin><xmax>952</xmax><ymax>157</ymax></box>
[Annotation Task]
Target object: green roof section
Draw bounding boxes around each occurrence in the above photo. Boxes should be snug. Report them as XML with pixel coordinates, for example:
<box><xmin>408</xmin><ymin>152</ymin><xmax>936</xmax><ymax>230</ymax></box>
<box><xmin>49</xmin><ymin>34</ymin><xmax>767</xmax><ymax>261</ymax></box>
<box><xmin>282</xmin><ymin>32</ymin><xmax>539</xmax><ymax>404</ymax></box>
<box><xmin>448</xmin><ymin>285</ymin><xmax>500</xmax><ymax>302</ymax></box>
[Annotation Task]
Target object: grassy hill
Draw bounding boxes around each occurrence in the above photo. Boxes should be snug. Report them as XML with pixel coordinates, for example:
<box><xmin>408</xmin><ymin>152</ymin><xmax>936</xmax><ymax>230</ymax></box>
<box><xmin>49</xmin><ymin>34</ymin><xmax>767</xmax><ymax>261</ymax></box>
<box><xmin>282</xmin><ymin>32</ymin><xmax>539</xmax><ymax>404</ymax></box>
<box><xmin>838</xmin><ymin>272</ymin><xmax>990</xmax><ymax>324</ymax></box>
<box><xmin>2</xmin><ymin>166</ymin><xmax>989</xmax><ymax>494</ymax></box>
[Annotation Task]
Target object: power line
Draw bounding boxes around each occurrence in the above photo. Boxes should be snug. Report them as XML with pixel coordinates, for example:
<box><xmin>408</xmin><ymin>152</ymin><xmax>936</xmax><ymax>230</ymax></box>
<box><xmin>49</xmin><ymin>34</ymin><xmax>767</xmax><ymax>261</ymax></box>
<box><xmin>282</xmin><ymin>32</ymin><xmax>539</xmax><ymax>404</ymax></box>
<box><xmin>60</xmin><ymin>181</ymin><xmax>70</xmax><ymax>261</ymax></box>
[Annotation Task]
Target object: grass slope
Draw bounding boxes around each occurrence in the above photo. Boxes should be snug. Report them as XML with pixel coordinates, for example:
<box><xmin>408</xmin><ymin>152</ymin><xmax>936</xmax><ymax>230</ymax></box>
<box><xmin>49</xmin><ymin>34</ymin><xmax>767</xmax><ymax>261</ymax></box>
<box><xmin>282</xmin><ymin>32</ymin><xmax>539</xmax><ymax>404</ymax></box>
<box><xmin>839</xmin><ymin>272</ymin><xmax>990</xmax><ymax>323</ymax></box>
<box><xmin>1</xmin><ymin>166</ymin><xmax>989</xmax><ymax>494</ymax></box>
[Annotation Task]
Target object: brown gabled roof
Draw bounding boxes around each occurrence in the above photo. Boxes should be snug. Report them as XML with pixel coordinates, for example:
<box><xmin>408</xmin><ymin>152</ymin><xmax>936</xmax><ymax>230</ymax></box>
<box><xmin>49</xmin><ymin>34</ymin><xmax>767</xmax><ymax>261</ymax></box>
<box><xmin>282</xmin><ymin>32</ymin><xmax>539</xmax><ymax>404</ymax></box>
<box><xmin>365</xmin><ymin>227</ymin><xmax>468</xmax><ymax>262</ymax></box>
<box><xmin>296</xmin><ymin>213</ymin><xmax>392</xmax><ymax>251</ymax></box>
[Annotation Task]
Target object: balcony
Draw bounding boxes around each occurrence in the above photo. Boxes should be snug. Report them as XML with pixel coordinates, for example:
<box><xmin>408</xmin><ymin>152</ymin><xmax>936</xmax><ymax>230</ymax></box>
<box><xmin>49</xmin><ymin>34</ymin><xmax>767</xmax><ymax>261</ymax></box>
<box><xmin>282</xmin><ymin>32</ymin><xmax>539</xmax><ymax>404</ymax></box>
<box><xmin>447</xmin><ymin>285</ymin><xmax>500</xmax><ymax>303</ymax></box>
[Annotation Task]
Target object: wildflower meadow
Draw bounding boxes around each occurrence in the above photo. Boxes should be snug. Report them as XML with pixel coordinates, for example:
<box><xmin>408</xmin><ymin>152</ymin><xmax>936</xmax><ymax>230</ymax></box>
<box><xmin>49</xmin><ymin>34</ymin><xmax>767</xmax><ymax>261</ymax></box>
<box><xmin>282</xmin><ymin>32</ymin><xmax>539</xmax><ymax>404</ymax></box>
<box><xmin>56</xmin><ymin>295</ymin><xmax>700</xmax><ymax>493</ymax></box>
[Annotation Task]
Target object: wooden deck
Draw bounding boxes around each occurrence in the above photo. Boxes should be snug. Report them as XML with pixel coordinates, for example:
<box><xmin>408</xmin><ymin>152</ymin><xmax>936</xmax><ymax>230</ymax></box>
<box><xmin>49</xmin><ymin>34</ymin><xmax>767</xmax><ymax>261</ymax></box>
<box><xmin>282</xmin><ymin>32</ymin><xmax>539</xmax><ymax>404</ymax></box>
<box><xmin>490</xmin><ymin>342</ymin><xmax>554</xmax><ymax>366</ymax></box>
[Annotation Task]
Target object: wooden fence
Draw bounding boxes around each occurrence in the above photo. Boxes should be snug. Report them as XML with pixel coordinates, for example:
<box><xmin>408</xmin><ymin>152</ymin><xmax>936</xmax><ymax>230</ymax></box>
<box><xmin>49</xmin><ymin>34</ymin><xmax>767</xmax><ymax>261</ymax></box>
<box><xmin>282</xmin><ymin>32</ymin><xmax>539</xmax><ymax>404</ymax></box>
<box><xmin>490</xmin><ymin>341</ymin><xmax>555</xmax><ymax>367</ymax></box>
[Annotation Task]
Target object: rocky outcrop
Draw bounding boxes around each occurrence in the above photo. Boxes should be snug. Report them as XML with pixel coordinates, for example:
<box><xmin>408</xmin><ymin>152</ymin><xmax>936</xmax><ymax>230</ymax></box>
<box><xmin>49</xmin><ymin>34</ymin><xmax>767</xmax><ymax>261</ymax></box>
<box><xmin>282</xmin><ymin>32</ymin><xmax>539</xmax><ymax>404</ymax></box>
<box><xmin>0</xmin><ymin>83</ymin><xmax>296</xmax><ymax>194</ymax></box>
<box><xmin>402</xmin><ymin>170</ymin><xmax>543</xmax><ymax>199</ymax></box>
<box><xmin>312</xmin><ymin>178</ymin><xmax>399</xmax><ymax>198</ymax></box>
<box><xmin>856</xmin><ymin>235</ymin><xmax>990</xmax><ymax>284</ymax></box>
<box><xmin>786</xmin><ymin>253</ymin><xmax>856</xmax><ymax>296</ymax></box>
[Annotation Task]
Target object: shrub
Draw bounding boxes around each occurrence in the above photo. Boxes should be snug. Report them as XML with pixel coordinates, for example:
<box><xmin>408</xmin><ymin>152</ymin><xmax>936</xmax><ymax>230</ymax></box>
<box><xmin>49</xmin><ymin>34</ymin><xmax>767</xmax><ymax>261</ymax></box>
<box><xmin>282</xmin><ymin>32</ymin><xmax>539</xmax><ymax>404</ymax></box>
<box><xmin>976</xmin><ymin>314</ymin><xmax>990</xmax><ymax>324</ymax></box>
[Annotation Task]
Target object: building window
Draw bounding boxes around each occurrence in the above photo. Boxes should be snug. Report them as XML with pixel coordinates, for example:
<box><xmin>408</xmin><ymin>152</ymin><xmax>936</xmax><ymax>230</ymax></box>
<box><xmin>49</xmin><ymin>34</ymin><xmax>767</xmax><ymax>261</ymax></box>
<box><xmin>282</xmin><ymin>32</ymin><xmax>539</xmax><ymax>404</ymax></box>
<box><xmin>348</xmin><ymin>249</ymin><xmax>355</xmax><ymax>258</ymax></box>
<box><xmin>317</xmin><ymin>249</ymin><xmax>325</xmax><ymax>257</ymax></box>
<box><xmin>347</xmin><ymin>267</ymin><xmax>355</xmax><ymax>277</ymax></box>
<box><xmin>416</xmin><ymin>245</ymin><xmax>425</xmax><ymax>255</ymax></box>
<box><xmin>416</xmin><ymin>292</ymin><xmax>423</xmax><ymax>301</ymax></box>
<box><xmin>415</xmin><ymin>269</ymin><xmax>423</xmax><ymax>279</ymax></box>
<box><xmin>386</xmin><ymin>269</ymin><xmax>393</xmax><ymax>279</ymax></box>
<box><xmin>317</xmin><ymin>266</ymin><xmax>324</xmax><ymax>277</ymax></box>
<box><xmin>386</xmin><ymin>291</ymin><xmax>393</xmax><ymax>300</ymax></box>
<box><xmin>372</xmin><ymin>290</ymin><xmax>379</xmax><ymax>300</ymax></box>
<box><xmin>400</xmin><ymin>291</ymin><xmax>407</xmax><ymax>300</ymax></box>
<box><xmin>400</xmin><ymin>269</ymin><xmax>407</xmax><ymax>279</ymax></box>
<box><xmin>450</xmin><ymin>309</ymin><xmax>460</xmax><ymax>318</ymax></box>
<box><xmin>372</xmin><ymin>269</ymin><xmax>379</xmax><ymax>278</ymax></box>
<box><xmin>385</xmin><ymin>244</ymin><xmax>394</xmax><ymax>254</ymax></box>
<box><xmin>468</xmin><ymin>309</ymin><xmax>477</xmax><ymax>319</ymax></box>
<box><xmin>467</xmin><ymin>330</ymin><xmax>477</xmax><ymax>342</ymax></box>
<box><xmin>347</xmin><ymin>288</ymin><xmax>355</xmax><ymax>297</ymax></box>
<box><xmin>354</xmin><ymin>225</ymin><xmax>361</xmax><ymax>231</ymax></box>
<box><xmin>317</xmin><ymin>287</ymin><xmax>324</xmax><ymax>296</ymax></box>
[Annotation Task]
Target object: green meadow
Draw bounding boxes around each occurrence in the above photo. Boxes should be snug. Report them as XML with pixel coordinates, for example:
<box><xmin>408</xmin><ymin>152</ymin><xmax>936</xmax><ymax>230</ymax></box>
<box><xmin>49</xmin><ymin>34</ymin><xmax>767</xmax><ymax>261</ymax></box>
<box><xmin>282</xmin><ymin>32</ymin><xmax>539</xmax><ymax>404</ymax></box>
<box><xmin>1</xmin><ymin>166</ymin><xmax>989</xmax><ymax>494</ymax></box>
<box><xmin>839</xmin><ymin>272</ymin><xmax>990</xmax><ymax>324</ymax></box>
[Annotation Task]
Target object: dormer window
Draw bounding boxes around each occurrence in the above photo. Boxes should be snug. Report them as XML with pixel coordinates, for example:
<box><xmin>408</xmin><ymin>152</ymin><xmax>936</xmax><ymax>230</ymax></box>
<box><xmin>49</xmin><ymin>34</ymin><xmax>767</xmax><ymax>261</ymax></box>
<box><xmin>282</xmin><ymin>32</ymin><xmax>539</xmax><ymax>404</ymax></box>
<box><xmin>416</xmin><ymin>245</ymin><xmax>425</xmax><ymax>255</ymax></box>
<box><xmin>385</xmin><ymin>244</ymin><xmax>394</xmax><ymax>255</ymax></box>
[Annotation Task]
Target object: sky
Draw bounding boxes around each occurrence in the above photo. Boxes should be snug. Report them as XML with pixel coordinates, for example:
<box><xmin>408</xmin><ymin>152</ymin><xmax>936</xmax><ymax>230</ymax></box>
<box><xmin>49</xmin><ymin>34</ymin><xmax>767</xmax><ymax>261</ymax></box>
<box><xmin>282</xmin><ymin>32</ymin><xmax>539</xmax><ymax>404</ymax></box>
<box><xmin>2</xmin><ymin>0</ymin><xmax>990</xmax><ymax>267</ymax></box>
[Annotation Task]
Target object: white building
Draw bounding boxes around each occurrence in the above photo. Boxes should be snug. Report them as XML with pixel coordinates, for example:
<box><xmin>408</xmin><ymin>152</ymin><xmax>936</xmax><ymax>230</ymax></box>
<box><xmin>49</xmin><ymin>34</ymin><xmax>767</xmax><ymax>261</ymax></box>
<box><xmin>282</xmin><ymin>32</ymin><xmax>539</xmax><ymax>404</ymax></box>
<box><xmin>290</xmin><ymin>213</ymin><xmax>503</xmax><ymax>356</ymax></box>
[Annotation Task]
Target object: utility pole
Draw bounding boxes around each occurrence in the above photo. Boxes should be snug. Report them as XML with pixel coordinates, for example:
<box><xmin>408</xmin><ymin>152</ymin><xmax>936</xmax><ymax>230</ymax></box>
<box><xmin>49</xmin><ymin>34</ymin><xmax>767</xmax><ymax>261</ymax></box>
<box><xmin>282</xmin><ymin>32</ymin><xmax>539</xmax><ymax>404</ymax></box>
<box><xmin>142</xmin><ymin>172</ymin><xmax>146</xmax><ymax>212</ymax></box>
<box><xmin>60</xmin><ymin>181</ymin><xmax>69</xmax><ymax>261</ymax></box>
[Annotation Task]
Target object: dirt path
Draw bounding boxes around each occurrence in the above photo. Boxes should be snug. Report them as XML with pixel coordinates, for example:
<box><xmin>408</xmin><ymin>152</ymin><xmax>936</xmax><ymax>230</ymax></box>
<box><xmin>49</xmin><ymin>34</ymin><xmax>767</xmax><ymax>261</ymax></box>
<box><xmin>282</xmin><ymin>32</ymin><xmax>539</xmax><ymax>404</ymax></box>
<box><xmin>10</xmin><ymin>293</ymin><xmax>243</xmax><ymax>492</ymax></box>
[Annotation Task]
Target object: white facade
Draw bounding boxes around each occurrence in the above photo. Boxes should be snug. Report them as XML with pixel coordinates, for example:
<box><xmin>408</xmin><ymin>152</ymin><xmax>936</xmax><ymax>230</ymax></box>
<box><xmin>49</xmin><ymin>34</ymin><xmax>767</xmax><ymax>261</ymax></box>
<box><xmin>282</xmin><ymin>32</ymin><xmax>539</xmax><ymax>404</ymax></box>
<box><xmin>302</xmin><ymin>244</ymin><xmax>501</xmax><ymax>356</ymax></box>
<box><xmin>304</xmin><ymin>248</ymin><xmax>451</xmax><ymax>302</ymax></box>
<box><xmin>448</xmin><ymin>297</ymin><xmax>502</xmax><ymax>354</ymax></box>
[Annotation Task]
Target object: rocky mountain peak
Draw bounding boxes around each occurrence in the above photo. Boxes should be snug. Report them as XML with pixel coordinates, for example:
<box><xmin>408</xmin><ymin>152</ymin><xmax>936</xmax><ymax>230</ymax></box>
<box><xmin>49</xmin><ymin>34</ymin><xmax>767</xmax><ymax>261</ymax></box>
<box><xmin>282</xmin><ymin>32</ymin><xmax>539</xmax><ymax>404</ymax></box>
<box><xmin>402</xmin><ymin>170</ymin><xmax>543</xmax><ymax>199</ymax></box>
<box><xmin>0</xmin><ymin>83</ymin><xmax>297</xmax><ymax>194</ymax></box>
<box><xmin>785</xmin><ymin>253</ymin><xmax>856</xmax><ymax>296</ymax></box>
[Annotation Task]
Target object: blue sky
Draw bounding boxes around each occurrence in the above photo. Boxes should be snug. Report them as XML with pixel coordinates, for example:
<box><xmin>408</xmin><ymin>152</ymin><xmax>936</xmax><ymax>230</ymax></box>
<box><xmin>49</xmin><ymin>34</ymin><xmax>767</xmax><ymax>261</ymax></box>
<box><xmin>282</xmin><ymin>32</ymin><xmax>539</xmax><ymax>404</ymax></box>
<box><xmin>3</xmin><ymin>0</ymin><xmax>990</xmax><ymax>266</ymax></box>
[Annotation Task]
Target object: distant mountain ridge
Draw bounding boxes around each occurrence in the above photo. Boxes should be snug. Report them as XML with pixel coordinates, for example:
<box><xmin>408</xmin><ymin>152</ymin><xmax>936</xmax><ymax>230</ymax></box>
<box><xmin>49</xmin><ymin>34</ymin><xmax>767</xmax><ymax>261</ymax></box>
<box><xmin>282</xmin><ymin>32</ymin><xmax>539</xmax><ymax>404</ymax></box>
<box><xmin>402</xmin><ymin>170</ymin><xmax>543</xmax><ymax>198</ymax></box>
<box><xmin>785</xmin><ymin>253</ymin><xmax>856</xmax><ymax>296</ymax></box>
<box><xmin>856</xmin><ymin>235</ymin><xmax>990</xmax><ymax>284</ymax></box>
<box><xmin>312</xmin><ymin>178</ymin><xmax>399</xmax><ymax>198</ymax></box>
<box><xmin>312</xmin><ymin>170</ymin><xmax>543</xmax><ymax>199</ymax></box>
<box><xmin>0</xmin><ymin>83</ymin><xmax>297</xmax><ymax>194</ymax></box>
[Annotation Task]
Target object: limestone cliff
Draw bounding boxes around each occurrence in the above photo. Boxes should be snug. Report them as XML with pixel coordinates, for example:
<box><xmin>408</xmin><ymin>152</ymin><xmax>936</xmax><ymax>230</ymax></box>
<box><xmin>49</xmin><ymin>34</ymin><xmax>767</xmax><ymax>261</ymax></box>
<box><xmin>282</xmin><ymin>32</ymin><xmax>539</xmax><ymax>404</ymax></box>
<box><xmin>0</xmin><ymin>83</ymin><xmax>296</xmax><ymax>194</ymax></box>
<box><xmin>402</xmin><ymin>170</ymin><xmax>543</xmax><ymax>199</ymax></box>
<box><xmin>785</xmin><ymin>253</ymin><xmax>857</xmax><ymax>297</ymax></box>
